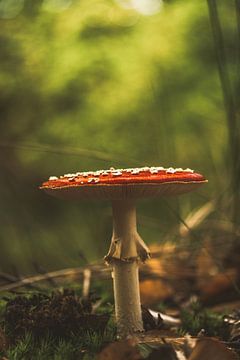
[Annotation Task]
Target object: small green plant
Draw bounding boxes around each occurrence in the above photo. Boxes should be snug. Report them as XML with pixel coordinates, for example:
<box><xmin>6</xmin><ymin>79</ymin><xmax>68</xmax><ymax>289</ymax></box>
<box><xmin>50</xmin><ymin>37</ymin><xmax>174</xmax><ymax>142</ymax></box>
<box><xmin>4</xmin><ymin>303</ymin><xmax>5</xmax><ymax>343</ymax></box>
<box><xmin>180</xmin><ymin>301</ymin><xmax>228</xmax><ymax>339</ymax></box>
<box><xmin>6</xmin><ymin>332</ymin><xmax>33</xmax><ymax>360</ymax></box>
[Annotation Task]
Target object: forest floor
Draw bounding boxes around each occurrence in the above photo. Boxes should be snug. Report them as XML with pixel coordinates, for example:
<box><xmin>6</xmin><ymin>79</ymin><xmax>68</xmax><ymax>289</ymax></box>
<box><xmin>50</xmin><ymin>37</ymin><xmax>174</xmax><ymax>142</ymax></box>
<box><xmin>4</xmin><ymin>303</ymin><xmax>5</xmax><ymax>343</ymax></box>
<box><xmin>0</xmin><ymin>237</ymin><xmax>240</xmax><ymax>359</ymax></box>
<box><xmin>0</xmin><ymin>286</ymin><xmax>239</xmax><ymax>360</ymax></box>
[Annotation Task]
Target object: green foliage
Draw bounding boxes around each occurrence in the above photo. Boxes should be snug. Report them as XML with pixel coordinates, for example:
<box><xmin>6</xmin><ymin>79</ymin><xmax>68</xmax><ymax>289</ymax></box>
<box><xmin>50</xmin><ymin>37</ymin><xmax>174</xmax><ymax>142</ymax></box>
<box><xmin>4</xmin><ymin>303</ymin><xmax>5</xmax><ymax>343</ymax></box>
<box><xmin>0</xmin><ymin>0</ymin><xmax>239</xmax><ymax>272</ymax></box>
<box><xmin>6</xmin><ymin>333</ymin><xmax>33</xmax><ymax>360</ymax></box>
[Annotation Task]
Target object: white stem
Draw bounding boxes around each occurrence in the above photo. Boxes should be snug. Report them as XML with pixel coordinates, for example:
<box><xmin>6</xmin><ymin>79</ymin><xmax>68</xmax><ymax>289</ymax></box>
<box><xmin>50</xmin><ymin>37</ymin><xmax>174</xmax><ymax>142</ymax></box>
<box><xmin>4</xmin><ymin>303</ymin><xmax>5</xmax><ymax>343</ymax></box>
<box><xmin>112</xmin><ymin>260</ymin><xmax>143</xmax><ymax>337</ymax></box>
<box><xmin>105</xmin><ymin>200</ymin><xmax>150</xmax><ymax>337</ymax></box>
<box><xmin>105</xmin><ymin>200</ymin><xmax>150</xmax><ymax>262</ymax></box>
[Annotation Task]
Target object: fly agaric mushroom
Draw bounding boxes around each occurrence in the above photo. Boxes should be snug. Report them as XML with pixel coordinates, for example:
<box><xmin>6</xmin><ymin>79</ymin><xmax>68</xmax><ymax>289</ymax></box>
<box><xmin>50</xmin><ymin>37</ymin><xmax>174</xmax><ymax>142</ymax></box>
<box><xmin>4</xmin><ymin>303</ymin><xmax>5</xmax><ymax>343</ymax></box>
<box><xmin>40</xmin><ymin>166</ymin><xmax>207</xmax><ymax>337</ymax></box>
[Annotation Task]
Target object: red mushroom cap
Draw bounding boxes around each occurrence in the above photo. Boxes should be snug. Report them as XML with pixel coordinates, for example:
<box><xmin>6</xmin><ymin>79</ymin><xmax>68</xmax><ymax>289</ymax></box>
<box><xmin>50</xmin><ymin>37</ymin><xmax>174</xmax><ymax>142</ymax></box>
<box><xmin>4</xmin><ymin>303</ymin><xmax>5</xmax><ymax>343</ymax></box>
<box><xmin>40</xmin><ymin>166</ymin><xmax>207</xmax><ymax>200</ymax></box>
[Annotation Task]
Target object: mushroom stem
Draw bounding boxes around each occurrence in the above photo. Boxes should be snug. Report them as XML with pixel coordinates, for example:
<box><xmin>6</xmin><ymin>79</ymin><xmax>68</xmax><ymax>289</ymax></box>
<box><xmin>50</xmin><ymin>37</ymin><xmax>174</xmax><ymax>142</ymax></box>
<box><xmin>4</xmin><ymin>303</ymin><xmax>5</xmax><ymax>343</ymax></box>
<box><xmin>106</xmin><ymin>200</ymin><xmax>150</xmax><ymax>261</ymax></box>
<box><xmin>112</xmin><ymin>260</ymin><xmax>143</xmax><ymax>337</ymax></box>
<box><xmin>105</xmin><ymin>200</ymin><xmax>150</xmax><ymax>337</ymax></box>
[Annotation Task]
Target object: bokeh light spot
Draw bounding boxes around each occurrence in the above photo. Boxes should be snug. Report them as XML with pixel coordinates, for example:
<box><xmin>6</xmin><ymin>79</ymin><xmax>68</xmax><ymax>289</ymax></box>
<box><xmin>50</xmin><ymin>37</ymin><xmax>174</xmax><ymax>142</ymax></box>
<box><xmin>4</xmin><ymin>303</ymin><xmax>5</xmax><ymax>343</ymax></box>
<box><xmin>116</xmin><ymin>0</ymin><xmax>163</xmax><ymax>16</ymax></box>
<box><xmin>42</xmin><ymin>0</ymin><xmax>72</xmax><ymax>13</ymax></box>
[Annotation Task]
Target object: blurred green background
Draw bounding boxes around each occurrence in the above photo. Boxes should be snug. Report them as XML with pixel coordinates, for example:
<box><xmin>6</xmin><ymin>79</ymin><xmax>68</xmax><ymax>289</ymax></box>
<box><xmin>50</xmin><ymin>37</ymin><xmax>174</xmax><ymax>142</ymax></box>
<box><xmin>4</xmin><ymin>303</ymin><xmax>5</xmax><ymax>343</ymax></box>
<box><xmin>0</xmin><ymin>0</ymin><xmax>239</xmax><ymax>274</ymax></box>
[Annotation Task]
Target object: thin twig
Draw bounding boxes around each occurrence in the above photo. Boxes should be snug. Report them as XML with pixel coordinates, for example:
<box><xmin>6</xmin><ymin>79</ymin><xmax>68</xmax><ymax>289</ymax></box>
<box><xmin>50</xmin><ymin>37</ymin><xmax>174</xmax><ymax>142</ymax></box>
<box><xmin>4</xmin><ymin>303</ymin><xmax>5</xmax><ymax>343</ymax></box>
<box><xmin>0</xmin><ymin>238</ymin><xmax>239</xmax><ymax>293</ymax></box>
<box><xmin>0</xmin><ymin>264</ymin><xmax>110</xmax><ymax>292</ymax></box>
<box><xmin>82</xmin><ymin>268</ymin><xmax>91</xmax><ymax>298</ymax></box>
<box><xmin>32</xmin><ymin>262</ymin><xmax>58</xmax><ymax>287</ymax></box>
<box><xmin>0</xmin><ymin>272</ymin><xmax>18</xmax><ymax>283</ymax></box>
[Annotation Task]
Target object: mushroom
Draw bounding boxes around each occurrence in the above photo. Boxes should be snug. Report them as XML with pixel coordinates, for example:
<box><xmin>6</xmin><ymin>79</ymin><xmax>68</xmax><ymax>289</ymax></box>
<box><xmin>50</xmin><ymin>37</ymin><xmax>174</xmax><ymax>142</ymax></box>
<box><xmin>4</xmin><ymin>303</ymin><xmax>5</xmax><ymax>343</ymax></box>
<box><xmin>40</xmin><ymin>166</ymin><xmax>207</xmax><ymax>338</ymax></box>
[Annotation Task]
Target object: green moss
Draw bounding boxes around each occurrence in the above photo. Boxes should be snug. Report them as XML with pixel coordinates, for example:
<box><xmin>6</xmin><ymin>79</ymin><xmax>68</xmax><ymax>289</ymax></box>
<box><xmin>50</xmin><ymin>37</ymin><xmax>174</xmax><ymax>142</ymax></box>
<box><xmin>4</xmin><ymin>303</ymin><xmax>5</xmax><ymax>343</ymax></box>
<box><xmin>0</xmin><ymin>323</ymin><xmax>116</xmax><ymax>359</ymax></box>
<box><xmin>0</xmin><ymin>290</ymin><xmax>116</xmax><ymax>360</ymax></box>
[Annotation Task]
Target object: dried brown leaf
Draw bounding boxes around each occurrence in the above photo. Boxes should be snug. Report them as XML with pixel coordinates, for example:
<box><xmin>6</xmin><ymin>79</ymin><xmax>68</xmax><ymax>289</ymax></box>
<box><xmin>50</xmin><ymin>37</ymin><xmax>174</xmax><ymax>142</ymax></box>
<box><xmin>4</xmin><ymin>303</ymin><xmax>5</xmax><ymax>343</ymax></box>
<box><xmin>97</xmin><ymin>339</ymin><xmax>142</xmax><ymax>360</ymax></box>
<box><xmin>146</xmin><ymin>344</ymin><xmax>178</xmax><ymax>360</ymax></box>
<box><xmin>188</xmin><ymin>338</ymin><xmax>238</xmax><ymax>360</ymax></box>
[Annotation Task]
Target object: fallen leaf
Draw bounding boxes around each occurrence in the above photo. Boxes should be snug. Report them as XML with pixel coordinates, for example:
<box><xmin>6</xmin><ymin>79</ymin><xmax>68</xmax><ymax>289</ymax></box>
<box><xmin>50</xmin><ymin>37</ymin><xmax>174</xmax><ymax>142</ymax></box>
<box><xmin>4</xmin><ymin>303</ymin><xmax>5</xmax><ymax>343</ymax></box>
<box><xmin>97</xmin><ymin>339</ymin><xmax>142</xmax><ymax>360</ymax></box>
<box><xmin>140</xmin><ymin>279</ymin><xmax>174</xmax><ymax>305</ymax></box>
<box><xmin>146</xmin><ymin>343</ymin><xmax>178</xmax><ymax>360</ymax></box>
<box><xmin>141</xmin><ymin>306</ymin><xmax>164</xmax><ymax>331</ymax></box>
<box><xmin>188</xmin><ymin>338</ymin><xmax>238</xmax><ymax>360</ymax></box>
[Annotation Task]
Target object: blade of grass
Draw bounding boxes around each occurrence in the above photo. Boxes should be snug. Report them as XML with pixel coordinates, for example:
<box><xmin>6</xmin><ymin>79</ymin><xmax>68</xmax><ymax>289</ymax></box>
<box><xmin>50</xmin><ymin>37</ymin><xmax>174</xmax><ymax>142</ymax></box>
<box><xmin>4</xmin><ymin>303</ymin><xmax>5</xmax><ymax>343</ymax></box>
<box><xmin>0</xmin><ymin>141</ymin><xmax>141</xmax><ymax>165</ymax></box>
<box><xmin>207</xmin><ymin>0</ymin><xmax>240</xmax><ymax>226</ymax></box>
